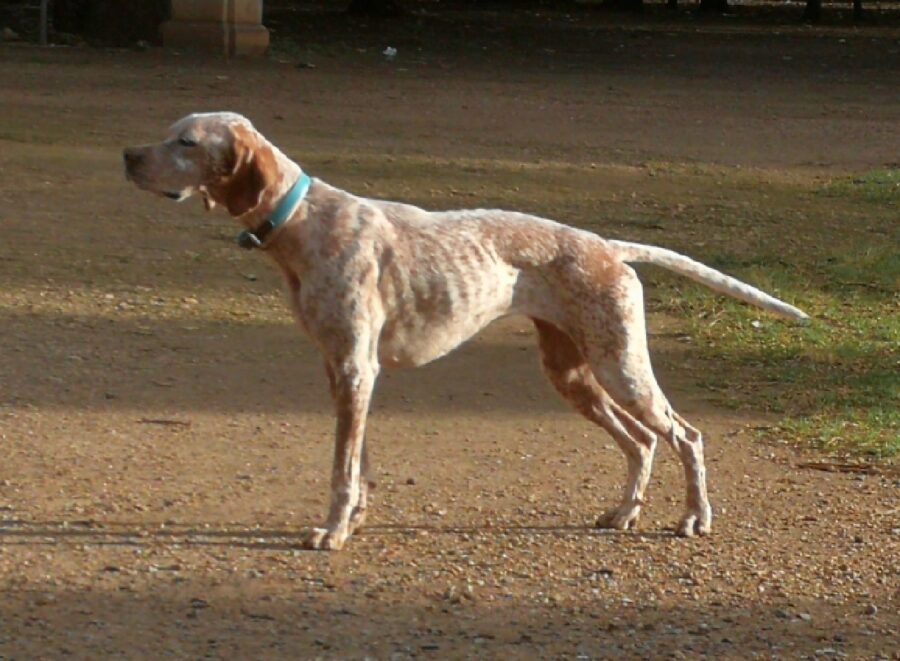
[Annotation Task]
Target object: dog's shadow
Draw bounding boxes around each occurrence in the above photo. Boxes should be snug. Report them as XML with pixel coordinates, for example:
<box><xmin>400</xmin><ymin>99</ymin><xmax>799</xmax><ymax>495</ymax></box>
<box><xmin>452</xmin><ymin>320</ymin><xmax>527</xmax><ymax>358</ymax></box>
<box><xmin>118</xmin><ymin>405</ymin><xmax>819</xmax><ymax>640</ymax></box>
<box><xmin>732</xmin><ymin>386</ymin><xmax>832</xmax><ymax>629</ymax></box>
<box><xmin>0</xmin><ymin>519</ymin><xmax>673</xmax><ymax>551</ymax></box>
<box><xmin>1</xmin><ymin>308</ymin><xmax>567</xmax><ymax>415</ymax></box>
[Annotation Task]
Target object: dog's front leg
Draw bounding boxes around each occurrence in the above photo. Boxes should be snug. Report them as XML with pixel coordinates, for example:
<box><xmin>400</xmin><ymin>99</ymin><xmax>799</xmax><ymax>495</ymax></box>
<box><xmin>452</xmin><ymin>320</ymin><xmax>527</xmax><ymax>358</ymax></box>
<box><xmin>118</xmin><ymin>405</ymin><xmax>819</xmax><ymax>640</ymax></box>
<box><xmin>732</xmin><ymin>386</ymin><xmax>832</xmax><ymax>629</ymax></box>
<box><xmin>304</xmin><ymin>357</ymin><xmax>378</xmax><ymax>551</ymax></box>
<box><xmin>323</xmin><ymin>361</ymin><xmax>374</xmax><ymax>535</ymax></box>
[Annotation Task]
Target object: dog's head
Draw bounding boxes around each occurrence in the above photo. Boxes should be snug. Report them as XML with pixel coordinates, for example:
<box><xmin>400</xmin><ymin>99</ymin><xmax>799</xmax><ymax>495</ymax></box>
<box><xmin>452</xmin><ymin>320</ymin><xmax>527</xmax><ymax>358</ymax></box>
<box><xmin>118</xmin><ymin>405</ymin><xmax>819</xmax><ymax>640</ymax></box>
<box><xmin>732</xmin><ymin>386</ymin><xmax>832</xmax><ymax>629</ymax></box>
<box><xmin>123</xmin><ymin>112</ymin><xmax>279</xmax><ymax>216</ymax></box>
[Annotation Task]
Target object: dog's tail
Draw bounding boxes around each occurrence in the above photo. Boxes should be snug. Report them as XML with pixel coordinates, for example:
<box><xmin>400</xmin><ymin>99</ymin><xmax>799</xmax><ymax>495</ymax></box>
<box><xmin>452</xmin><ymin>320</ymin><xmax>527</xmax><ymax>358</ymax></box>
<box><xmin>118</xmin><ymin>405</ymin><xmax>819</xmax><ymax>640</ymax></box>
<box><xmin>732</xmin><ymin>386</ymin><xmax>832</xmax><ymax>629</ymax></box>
<box><xmin>608</xmin><ymin>239</ymin><xmax>809</xmax><ymax>321</ymax></box>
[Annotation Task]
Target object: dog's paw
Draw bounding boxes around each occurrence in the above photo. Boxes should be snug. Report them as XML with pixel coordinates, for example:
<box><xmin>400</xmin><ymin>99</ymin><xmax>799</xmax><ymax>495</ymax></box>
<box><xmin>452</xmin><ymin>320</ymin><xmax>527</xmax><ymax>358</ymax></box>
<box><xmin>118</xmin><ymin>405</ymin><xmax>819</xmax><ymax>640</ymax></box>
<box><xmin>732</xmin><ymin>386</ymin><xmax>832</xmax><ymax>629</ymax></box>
<box><xmin>300</xmin><ymin>526</ymin><xmax>348</xmax><ymax>551</ymax></box>
<box><xmin>596</xmin><ymin>504</ymin><xmax>641</xmax><ymax>531</ymax></box>
<box><xmin>675</xmin><ymin>507</ymin><xmax>712</xmax><ymax>537</ymax></box>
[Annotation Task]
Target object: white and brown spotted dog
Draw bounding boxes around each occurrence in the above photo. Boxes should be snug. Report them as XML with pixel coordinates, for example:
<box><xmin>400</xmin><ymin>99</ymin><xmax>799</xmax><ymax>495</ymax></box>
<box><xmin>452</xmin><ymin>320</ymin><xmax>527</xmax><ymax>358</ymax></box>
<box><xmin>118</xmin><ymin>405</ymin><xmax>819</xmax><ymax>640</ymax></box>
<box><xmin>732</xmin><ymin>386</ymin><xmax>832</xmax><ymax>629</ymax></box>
<box><xmin>124</xmin><ymin>112</ymin><xmax>808</xmax><ymax>550</ymax></box>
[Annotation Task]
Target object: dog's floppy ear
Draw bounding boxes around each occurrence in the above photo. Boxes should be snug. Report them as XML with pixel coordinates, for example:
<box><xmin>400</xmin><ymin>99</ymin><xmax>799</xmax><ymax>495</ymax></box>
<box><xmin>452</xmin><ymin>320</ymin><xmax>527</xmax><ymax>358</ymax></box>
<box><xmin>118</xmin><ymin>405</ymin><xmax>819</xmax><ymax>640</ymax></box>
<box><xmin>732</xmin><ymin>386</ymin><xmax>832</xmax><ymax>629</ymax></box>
<box><xmin>207</xmin><ymin>124</ymin><xmax>277</xmax><ymax>217</ymax></box>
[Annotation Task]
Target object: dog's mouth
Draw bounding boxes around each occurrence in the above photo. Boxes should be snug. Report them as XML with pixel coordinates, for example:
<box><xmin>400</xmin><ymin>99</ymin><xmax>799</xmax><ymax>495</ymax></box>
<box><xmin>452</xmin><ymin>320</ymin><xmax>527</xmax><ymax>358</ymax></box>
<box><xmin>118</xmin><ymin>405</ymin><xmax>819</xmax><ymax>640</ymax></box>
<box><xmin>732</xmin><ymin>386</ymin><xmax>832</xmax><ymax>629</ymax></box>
<box><xmin>126</xmin><ymin>175</ymin><xmax>192</xmax><ymax>202</ymax></box>
<box><xmin>153</xmin><ymin>188</ymin><xmax>194</xmax><ymax>203</ymax></box>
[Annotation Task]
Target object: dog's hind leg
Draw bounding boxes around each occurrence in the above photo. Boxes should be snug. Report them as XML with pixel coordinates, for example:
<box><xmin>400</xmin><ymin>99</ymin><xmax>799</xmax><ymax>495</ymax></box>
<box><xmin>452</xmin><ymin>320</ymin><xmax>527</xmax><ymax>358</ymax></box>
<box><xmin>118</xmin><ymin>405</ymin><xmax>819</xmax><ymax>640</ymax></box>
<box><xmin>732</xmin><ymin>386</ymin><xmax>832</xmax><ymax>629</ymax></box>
<box><xmin>578</xmin><ymin>269</ymin><xmax>712</xmax><ymax>536</ymax></box>
<box><xmin>534</xmin><ymin>319</ymin><xmax>658</xmax><ymax>531</ymax></box>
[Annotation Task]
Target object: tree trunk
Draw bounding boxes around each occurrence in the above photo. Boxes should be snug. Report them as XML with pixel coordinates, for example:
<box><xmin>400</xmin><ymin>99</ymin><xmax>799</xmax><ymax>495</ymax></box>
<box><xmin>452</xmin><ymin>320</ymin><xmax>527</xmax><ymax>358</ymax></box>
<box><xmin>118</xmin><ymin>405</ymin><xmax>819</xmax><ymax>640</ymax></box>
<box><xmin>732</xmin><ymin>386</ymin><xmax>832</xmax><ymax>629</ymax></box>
<box><xmin>39</xmin><ymin>0</ymin><xmax>50</xmax><ymax>45</ymax></box>
<box><xmin>601</xmin><ymin>0</ymin><xmax>644</xmax><ymax>12</ymax></box>
<box><xmin>853</xmin><ymin>0</ymin><xmax>863</xmax><ymax>19</ymax></box>
<box><xmin>346</xmin><ymin>0</ymin><xmax>404</xmax><ymax>17</ymax></box>
<box><xmin>802</xmin><ymin>0</ymin><xmax>821</xmax><ymax>22</ymax></box>
<box><xmin>698</xmin><ymin>0</ymin><xmax>729</xmax><ymax>13</ymax></box>
<box><xmin>52</xmin><ymin>0</ymin><xmax>86</xmax><ymax>34</ymax></box>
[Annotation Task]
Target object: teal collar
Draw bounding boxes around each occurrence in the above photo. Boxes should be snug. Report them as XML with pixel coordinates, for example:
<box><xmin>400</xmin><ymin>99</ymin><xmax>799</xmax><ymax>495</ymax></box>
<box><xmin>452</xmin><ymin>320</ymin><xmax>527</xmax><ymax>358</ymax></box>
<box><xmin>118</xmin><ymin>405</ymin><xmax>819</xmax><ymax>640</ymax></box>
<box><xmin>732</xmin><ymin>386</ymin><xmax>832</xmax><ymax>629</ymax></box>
<box><xmin>237</xmin><ymin>173</ymin><xmax>312</xmax><ymax>250</ymax></box>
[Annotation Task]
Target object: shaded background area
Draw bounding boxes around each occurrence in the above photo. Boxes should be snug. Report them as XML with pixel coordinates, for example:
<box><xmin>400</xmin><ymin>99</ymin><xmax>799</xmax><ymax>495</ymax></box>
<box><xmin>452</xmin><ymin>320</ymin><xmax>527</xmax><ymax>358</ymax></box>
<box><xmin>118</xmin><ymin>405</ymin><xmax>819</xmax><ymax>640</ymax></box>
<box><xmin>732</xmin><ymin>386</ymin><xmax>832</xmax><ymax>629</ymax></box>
<box><xmin>1</xmin><ymin>0</ymin><xmax>899</xmax><ymax>46</ymax></box>
<box><xmin>1</xmin><ymin>572</ymin><xmax>894</xmax><ymax>657</ymax></box>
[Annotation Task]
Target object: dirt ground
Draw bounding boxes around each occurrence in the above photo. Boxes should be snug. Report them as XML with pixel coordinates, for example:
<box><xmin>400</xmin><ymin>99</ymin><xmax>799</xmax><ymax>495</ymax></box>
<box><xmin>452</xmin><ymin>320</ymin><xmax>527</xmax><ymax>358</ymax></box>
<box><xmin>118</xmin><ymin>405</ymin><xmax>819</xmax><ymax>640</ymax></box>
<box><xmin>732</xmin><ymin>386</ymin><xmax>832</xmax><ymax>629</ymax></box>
<box><xmin>1</xmin><ymin>9</ymin><xmax>898</xmax><ymax>660</ymax></box>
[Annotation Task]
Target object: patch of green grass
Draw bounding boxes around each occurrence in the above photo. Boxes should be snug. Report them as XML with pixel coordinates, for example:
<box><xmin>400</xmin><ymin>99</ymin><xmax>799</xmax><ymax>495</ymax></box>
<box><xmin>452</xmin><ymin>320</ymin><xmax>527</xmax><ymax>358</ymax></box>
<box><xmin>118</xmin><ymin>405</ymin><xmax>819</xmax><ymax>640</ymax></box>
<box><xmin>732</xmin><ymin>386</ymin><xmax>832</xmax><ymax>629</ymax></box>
<box><xmin>822</xmin><ymin>167</ymin><xmax>900</xmax><ymax>204</ymax></box>
<box><xmin>819</xmin><ymin>246</ymin><xmax>900</xmax><ymax>296</ymax></box>
<box><xmin>779</xmin><ymin>409</ymin><xmax>899</xmax><ymax>459</ymax></box>
<box><xmin>656</xmin><ymin>242</ymin><xmax>898</xmax><ymax>460</ymax></box>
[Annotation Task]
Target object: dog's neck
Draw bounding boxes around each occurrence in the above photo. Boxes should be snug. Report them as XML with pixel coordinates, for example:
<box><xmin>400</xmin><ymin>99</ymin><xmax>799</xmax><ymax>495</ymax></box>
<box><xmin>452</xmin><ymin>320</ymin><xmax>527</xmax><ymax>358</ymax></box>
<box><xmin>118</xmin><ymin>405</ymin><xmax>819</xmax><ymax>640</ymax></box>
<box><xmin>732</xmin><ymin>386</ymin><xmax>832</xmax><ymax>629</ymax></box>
<box><xmin>235</xmin><ymin>140</ymin><xmax>304</xmax><ymax>230</ymax></box>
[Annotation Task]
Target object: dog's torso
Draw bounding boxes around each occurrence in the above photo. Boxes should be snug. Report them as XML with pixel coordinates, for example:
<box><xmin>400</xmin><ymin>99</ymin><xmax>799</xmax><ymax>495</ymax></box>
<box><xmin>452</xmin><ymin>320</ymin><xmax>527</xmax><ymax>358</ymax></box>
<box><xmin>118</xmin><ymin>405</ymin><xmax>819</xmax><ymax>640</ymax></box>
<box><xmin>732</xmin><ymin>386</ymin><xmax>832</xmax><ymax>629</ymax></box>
<box><xmin>269</xmin><ymin>180</ymin><xmax>621</xmax><ymax>369</ymax></box>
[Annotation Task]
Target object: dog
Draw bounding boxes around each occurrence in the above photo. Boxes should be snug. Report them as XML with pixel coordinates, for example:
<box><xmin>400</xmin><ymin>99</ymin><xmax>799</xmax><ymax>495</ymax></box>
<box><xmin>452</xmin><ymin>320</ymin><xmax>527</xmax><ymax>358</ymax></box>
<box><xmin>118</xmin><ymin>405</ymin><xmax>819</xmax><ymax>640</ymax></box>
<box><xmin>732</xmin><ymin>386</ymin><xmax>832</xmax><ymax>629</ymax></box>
<box><xmin>124</xmin><ymin>112</ymin><xmax>808</xmax><ymax>550</ymax></box>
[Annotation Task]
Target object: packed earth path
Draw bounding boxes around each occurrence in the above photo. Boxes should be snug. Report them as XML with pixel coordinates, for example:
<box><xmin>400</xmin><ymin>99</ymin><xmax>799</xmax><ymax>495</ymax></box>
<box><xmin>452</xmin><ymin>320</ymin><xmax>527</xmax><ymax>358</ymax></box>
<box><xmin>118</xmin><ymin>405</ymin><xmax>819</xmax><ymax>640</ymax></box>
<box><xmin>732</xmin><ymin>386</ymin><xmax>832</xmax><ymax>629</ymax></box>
<box><xmin>1</xmin><ymin>9</ymin><xmax>898</xmax><ymax>659</ymax></box>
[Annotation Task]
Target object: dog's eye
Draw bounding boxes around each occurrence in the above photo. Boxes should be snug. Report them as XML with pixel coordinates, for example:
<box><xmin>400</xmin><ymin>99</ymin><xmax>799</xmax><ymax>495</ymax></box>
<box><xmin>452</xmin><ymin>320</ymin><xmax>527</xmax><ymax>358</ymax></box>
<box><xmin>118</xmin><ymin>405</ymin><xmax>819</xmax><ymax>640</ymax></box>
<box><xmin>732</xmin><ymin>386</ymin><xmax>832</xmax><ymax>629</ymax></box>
<box><xmin>178</xmin><ymin>136</ymin><xmax>198</xmax><ymax>147</ymax></box>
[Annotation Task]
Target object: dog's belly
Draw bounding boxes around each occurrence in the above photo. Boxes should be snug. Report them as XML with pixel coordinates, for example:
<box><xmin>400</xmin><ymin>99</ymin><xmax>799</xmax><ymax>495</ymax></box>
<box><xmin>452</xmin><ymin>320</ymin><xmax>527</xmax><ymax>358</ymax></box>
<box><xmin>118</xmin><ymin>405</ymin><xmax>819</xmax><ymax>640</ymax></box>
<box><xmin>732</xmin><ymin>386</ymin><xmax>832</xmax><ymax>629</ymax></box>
<box><xmin>377</xmin><ymin>261</ymin><xmax>520</xmax><ymax>369</ymax></box>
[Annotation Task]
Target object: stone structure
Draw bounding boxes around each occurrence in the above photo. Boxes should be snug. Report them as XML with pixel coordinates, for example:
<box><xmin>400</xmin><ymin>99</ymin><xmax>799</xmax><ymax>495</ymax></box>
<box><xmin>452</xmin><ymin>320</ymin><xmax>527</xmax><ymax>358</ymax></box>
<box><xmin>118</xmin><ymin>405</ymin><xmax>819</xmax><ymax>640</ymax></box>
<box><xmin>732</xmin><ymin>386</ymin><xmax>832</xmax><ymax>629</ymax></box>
<box><xmin>162</xmin><ymin>0</ymin><xmax>269</xmax><ymax>56</ymax></box>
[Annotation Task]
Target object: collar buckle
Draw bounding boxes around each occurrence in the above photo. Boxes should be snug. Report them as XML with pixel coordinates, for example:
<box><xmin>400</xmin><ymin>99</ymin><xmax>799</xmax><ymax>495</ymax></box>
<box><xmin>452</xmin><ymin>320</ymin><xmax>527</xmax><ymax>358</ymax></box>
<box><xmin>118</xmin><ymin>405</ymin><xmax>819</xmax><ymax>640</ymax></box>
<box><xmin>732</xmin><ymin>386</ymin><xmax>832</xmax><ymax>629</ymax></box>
<box><xmin>237</xmin><ymin>229</ymin><xmax>264</xmax><ymax>250</ymax></box>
